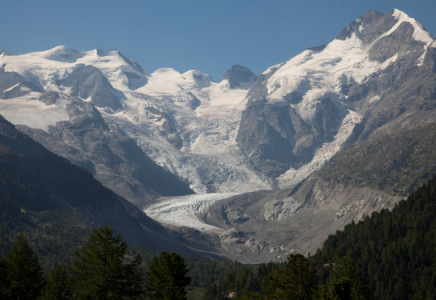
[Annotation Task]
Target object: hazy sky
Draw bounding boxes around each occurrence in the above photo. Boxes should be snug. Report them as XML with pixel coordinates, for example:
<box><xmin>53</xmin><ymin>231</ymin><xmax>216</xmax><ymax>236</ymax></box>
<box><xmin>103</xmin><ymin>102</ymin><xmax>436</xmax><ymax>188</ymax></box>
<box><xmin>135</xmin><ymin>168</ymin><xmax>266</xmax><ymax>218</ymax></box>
<box><xmin>2</xmin><ymin>0</ymin><xmax>436</xmax><ymax>80</ymax></box>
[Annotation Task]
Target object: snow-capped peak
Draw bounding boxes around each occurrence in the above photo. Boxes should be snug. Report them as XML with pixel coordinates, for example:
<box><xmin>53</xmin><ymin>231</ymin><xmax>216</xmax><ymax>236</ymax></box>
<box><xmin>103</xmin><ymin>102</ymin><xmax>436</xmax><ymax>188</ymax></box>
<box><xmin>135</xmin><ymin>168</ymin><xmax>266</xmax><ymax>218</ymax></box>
<box><xmin>0</xmin><ymin>46</ymin><xmax>149</xmax><ymax>91</ymax></box>
<box><xmin>151</xmin><ymin>68</ymin><xmax>181</xmax><ymax>77</ymax></box>
<box><xmin>42</xmin><ymin>45</ymin><xmax>84</xmax><ymax>62</ymax></box>
<box><xmin>391</xmin><ymin>9</ymin><xmax>433</xmax><ymax>45</ymax></box>
<box><xmin>262</xmin><ymin>8</ymin><xmax>433</xmax><ymax>111</ymax></box>
<box><xmin>181</xmin><ymin>70</ymin><xmax>213</xmax><ymax>88</ymax></box>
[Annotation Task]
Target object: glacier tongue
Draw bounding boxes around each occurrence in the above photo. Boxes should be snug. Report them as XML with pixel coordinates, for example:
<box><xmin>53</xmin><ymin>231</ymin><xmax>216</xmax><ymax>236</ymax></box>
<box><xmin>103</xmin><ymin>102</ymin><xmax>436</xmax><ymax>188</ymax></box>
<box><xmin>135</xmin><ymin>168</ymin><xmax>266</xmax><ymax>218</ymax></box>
<box><xmin>144</xmin><ymin>193</ymin><xmax>237</xmax><ymax>232</ymax></box>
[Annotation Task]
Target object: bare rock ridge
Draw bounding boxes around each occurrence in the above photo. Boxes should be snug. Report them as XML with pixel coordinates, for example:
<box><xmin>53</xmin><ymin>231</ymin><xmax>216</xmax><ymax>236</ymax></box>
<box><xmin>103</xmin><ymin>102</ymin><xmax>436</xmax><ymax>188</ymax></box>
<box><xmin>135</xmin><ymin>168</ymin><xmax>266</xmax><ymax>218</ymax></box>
<box><xmin>0</xmin><ymin>67</ymin><xmax>43</xmax><ymax>99</ymax></box>
<box><xmin>223</xmin><ymin>64</ymin><xmax>258</xmax><ymax>89</ymax></box>
<box><xmin>56</xmin><ymin>65</ymin><xmax>123</xmax><ymax>110</ymax></box>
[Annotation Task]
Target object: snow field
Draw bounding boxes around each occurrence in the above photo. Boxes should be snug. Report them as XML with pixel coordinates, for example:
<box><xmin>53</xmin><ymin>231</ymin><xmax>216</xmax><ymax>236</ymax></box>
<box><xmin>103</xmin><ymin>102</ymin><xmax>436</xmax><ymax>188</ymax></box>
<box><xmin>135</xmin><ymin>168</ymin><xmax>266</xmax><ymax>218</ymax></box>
<box><xmin>0</xmin><ymin>96</ymin><xmax>71</xmax><ymax>131</ymax></box>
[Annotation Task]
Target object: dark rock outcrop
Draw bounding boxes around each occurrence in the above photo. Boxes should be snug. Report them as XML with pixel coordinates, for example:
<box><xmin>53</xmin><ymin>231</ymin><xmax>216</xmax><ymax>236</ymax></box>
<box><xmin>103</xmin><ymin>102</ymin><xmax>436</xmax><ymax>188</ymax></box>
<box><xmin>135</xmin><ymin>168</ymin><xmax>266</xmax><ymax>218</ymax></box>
<box><xmin>57</xmin><ymin>65</ymin><xmax>122</xmax><ymax>110</ymax></box>
<box><xmin>223</xmin><ymin>65</ymin><xmax>257</xmax><ymax>89</ymax></box>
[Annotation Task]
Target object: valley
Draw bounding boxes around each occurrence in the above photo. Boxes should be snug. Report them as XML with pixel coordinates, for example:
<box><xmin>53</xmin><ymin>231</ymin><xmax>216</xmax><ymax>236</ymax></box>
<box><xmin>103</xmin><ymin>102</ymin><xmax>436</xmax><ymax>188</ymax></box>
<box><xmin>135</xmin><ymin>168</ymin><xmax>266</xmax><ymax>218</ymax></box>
<box><xmin>1</xmin><ymin>8</ymin><xmax>436</xmax><ymax>264</ymax></box>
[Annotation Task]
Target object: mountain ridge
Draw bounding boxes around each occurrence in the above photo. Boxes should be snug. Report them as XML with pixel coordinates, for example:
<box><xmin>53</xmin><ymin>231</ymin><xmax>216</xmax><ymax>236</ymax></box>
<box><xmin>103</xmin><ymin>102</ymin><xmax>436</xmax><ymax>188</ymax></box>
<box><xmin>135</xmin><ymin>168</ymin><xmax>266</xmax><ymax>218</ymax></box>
<box><xmin>1</xmin><ymin>8</ymin><xmax>436</xmax><ymax>262</ymax></box>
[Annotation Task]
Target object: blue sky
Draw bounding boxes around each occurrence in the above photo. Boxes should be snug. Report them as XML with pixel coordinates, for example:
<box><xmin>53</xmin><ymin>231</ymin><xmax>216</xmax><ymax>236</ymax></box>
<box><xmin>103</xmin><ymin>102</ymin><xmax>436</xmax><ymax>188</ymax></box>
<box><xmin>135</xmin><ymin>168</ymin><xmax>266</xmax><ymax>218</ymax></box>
<box><xmin>1</xmin><ymin>0</ymin><xmax>436</xmax><ymax>81</ymax></box>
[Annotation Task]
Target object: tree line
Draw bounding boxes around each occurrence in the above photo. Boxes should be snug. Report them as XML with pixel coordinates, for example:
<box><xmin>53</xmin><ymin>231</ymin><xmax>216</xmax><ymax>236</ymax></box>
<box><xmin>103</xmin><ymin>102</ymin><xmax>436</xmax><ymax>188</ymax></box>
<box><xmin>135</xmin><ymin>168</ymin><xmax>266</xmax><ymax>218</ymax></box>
<box><xmin>0</xmin><ymin>227</ymin><xmax>191</xmax><ymax>300</ymax></box>
<box><xmin>0</xmin><ymin>226</ymin><xmax>371</xmax><ymax>300</ymax></box>
<box><xmin>200</xmin><ymin>254</ymin><xmax>370</xmax><ymax>300</ymax></box>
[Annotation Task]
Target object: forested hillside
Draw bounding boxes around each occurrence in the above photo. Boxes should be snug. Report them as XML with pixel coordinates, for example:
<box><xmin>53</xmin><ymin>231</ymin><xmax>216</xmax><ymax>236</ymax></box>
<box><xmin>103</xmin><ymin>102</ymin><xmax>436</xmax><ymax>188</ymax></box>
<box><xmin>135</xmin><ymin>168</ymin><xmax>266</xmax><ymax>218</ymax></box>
<box><xmin>312</xmin><ymin>174</ymin><xmax>436</xmax><ymax>299</ymax></box>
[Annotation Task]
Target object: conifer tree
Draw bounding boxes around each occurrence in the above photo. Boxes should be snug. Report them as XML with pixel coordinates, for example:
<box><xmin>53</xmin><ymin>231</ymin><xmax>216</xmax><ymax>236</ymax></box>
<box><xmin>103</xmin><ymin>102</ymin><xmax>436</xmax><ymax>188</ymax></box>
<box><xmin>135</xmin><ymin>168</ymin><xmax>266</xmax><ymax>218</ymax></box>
<box><xmin>1</xmin><ymin>233</ymin><xmax>45</xmax><ymax>300</ymax></box>
<box><xmin>70</xmin><ymin>226</ymin><xmax>144</xmax><ymax>300</ymax></box>
<box><xmin>42</xmin><ymin>265</ymin><xmax>73</xmax><ymax>300</ymax></box>
<box><xmin>313</xmin><ymin>257</ymin><xmax>372</xmax><ymax>300</ymax></box>
<box><xmin>145</xmin><ymin>251</ymin><xmax>191</xmax><ymax>300</ymax></box>
<box><xmin>271</xmin><ymin>254</ymin><xmax>315</xmax><ymax>300</ymax></box>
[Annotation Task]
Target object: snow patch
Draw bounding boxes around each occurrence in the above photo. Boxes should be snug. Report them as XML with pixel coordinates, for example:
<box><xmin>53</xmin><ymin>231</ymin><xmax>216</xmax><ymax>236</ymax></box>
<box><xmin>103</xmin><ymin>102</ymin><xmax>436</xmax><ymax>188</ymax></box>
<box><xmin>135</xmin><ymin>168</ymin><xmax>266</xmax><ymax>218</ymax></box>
<box><xmin>0</xmin><ymin>97</ymin><xmax>70</xmax><ymax>131</ymax></box>
<box><xmin>2</xmin><ymin>83</ymin><xmax>20</xmax><ymax>93</ymax></box>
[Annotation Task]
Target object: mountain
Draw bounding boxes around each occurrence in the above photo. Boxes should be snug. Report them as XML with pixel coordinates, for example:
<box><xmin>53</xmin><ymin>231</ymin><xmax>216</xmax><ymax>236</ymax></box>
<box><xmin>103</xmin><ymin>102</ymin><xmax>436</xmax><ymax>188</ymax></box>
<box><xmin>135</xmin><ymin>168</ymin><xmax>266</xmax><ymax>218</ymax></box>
<box><xmin>0</xmin><ymin>47</ymin><xmax>275</xmax><ymax>197</ymax></box>
<box><xmin>1</xmin><ymin>9</ymin><xmax>436</xmax><ymax>263</ymax></box>
<box><xmin>0</xmin><ymin>114</ymin><xmax>222</xmax><ymax>262</ymax></box>
<box><xmin>238</xmin><ymin>9</ymin><xmax>434</xmax><ymax>182</ymax></box>
<box><xmin>0</xmin><ymin>48</ymin><xmax>194</xmax><ymax>206</ymax></box>
<box><xmin>16</xmin><ymin>94</ymin><xmax>194</xmax><ymax>208</ymax></box>
<box><xmin>143</xmin><ymin>9</ymin><xmax>436</xmax><ymax>263</ymax></box>
<box><xmin>223</xmin><ymin>64</ymin><xmax>258</xmax><ymax>89</ymax></box>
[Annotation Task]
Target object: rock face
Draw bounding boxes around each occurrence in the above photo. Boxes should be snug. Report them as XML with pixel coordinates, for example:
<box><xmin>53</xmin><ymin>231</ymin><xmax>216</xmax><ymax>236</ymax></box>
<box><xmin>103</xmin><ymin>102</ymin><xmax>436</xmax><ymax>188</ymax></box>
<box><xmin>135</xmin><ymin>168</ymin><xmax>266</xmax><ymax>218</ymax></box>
<box><xmin>223</xmin><ymin>65</ymin><xmax>258</xmax><ymax>89</ymax></box>
<box><xmin>0</xmin><ymin>67</ymin><xmax>43</xmax><ymax>99</ymax></box>
<box><xmin>57</xmin><ymin>65</ymin><xmax>122</xmax><ymax>110</ymax></box>
<box><xmin>237</xmin><ymin>9</ymin><xmax>434</xmax><ymax>179</ymax></box>
<box><xmin>237</xmin><ymin>97</ymin><xmax>342</xmax><ymax>177</ymax></box>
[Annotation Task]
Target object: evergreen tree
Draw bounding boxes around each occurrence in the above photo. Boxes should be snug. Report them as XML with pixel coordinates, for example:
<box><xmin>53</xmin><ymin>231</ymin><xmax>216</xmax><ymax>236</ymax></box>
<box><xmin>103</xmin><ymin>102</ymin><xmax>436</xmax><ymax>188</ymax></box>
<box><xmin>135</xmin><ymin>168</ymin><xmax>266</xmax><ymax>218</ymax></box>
<box><xmin>70</xmin><ymin>226</ymin><xmax>144</xmax><ymax>300</ymax></box>
<box><xmin>271</xmin><ymin>254</ymin><xmax>315</xmax><ymax>300</ymax></box>
<box><xmin>0</xmin><ymin>245</ymin><xmax>5</xmax><ymax>298</ymax></box>
<box><xmin>41</xmin><ymin>265</ymin><xmax>73</xmax><ymax>300</ymax></box>
<box><xmin>328</xmin><ymin>257</ymin><xmax>371</xmax><ymax>299</ymax></box>
<box><xmin>145</xmin><ymin>251</ymin><xmax>191</xmax><ymax>300</ymax></box>
<box><xmin>1</xmin><ymin>233</ymin><xmax>45</xmax><ymax>300</ymax></box>
<box><xmin>313</xmin><ymin>257</ymin><xmax>371</xmax><ymax>300</ymax></box>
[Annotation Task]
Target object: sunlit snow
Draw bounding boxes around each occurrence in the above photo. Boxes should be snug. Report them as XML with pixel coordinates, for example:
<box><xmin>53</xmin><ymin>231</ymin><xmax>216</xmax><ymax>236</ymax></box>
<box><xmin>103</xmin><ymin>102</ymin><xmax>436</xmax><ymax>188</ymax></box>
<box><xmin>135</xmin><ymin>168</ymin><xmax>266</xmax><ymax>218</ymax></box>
<box><xmin>0</xmin><ymin>96</ymin><xmax>70</xmax><ymax>131</ymax></box>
